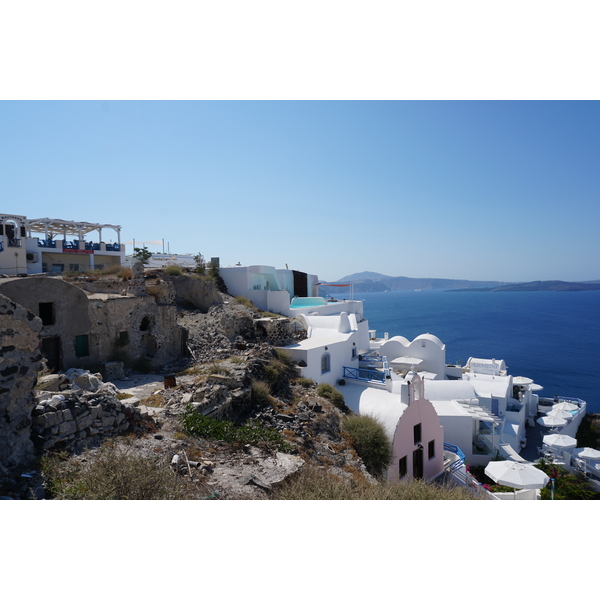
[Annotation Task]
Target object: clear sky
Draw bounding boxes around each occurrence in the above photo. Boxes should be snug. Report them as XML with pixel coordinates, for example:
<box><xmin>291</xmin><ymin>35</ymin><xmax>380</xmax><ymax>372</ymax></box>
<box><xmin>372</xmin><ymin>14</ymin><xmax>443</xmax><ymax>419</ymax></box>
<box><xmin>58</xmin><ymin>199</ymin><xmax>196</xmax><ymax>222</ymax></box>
<box><xmin>2</xmin><ymin>100</ymin><xmax>599</xmax><ymax>283</ymax></box>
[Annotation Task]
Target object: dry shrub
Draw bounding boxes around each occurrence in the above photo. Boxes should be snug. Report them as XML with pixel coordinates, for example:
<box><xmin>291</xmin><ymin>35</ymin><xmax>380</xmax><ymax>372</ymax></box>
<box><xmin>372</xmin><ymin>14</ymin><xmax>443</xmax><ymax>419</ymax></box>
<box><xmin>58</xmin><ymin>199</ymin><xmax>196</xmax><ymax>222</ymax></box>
<box><xmin>271</xmin><ymin>465</ymin><xmax>486</xmax><ymax>500</ymax></box>
<box><xmin>41</xmin><ymin>442</ymin><xmax>195</xmax><ymax>500</ymax></box>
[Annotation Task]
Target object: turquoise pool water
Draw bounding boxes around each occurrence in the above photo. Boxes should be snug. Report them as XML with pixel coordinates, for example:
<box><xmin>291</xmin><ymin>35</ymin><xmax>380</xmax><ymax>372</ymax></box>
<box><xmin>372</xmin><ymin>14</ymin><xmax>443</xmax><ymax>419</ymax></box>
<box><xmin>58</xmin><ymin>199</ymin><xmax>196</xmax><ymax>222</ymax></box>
<box><xmin>290</xmin><ymin>297</ymin><xmax>327</xmax><ymax>308</ymax></box>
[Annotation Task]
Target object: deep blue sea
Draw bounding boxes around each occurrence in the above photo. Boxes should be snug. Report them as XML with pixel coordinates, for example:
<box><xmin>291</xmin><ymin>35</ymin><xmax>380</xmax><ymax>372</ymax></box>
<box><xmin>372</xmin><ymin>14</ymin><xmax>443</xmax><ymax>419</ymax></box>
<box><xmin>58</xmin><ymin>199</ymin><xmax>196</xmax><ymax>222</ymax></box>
<box><xmin>332</xmin><ymin>289</ymin><xmax>600</xmax><ymax>413</ymax></box>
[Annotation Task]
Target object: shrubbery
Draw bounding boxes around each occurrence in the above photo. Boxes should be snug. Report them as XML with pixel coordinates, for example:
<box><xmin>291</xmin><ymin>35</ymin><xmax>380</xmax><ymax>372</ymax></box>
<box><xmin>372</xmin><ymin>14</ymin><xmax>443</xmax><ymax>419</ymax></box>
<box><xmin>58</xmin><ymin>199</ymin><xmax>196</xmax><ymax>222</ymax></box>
<box><xmin>342</xmin><ymin>414</ymin><xmax>392</xmax><ymax>477</ymax></box>
<box><xmin>316</xmin><ymin>383</ymin><xmax>346</xmax><ymax>410</ymax></box>
<box><xmin>41</xmin><ymin>443</ymin><xmax>194</xmax><ymax>500</ymax></box>
<box><xmin>163</xmin><ymin>264</ymin><xmax>183</xmax><ymax>276</ymax></box>
<box><xmin>271</xmin><ymin>465</ymin><xmax>484</xmax><ymax>500</ymax></box>
<box><xmin>180</xmin><ymin>405</ymin><xmax>293</xmax><ymax>452</ymax></box>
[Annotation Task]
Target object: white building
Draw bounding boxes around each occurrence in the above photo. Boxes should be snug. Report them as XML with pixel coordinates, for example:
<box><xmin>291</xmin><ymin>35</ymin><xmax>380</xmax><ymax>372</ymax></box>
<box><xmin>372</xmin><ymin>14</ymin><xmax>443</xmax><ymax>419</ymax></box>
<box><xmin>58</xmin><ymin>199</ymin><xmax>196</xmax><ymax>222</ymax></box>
<box><xmin>0</xmin><ymin>213</ymin><xmax>125</xmax><ymax>276</ymax></box>
<box><xmin>276</xmin><ymin>277</ymin><xmax>587</xmax><ymax>478</ymax></box>
<box><xmin>219</xmin><ymin>264</ymin><xmax>363</xmax><ymax>319</ymax></box>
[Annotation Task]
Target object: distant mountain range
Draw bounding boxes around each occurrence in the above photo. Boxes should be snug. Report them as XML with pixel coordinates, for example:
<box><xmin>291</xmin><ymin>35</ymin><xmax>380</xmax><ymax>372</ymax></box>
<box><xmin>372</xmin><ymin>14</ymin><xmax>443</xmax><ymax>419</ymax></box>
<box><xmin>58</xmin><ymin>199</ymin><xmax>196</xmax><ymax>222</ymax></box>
<box><xmin>449</xmin><ymin>280</ymin><xmax>600</xmax><ymax>292</ymax></box>
<box><xmin>328</xmin><ymin>272</ymin><xmax>510</xmax><ymax>293</ymax></box>
<box><xmin>323</xmin><ymin>273</ymin><xmax>600</xmax><ymax>293</ymax></box>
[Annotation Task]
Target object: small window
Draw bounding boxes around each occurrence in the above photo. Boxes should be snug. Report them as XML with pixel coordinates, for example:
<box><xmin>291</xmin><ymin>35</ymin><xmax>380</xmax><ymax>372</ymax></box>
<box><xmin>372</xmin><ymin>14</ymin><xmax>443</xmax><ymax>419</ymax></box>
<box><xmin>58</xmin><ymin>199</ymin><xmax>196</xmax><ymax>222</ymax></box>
<box><xmin>399</xmin><ymin>456</ymin><xmax>407</xmax><ymax>478</ymax></box>
<box><xmin>351</xmin><ymin>347</ymin><xmax>357</xmax><ymax>360</ymax></box>
<box><xmin>140</xmin><ymin>316</ymin><xmax>152</xmax><ymax>331</ymax></box>
<box><xmin>74</xmin><ymin>335</ymin><xmax>89</xmax><ymax>357</ymax></box>
<box><xmin>421</xmin><ymin>340</ymin><xmax>426</xmax><ymax>348</ymax></box>
<box><xmin>68</xmin><ymin>264</ymin><xmax>80</xmax><ymax>272</ymax></box>
<box><xmin>414</xmin><ymin>423</ymin><xmax>422</xmax><ymax>445</ymax></box>
<box><xmin>428</xmin><ymin>439</ymin><xmax>435</xmax><ymax>460</ymax></box>
<box><xmin>321</xmin><ymin>353</ymin><xmax>331</xmax><ymax>374</ymax></box>
<box><xmin>39</xmin><ymin>302</ymin><xmax>55</xmax><ymax>326</ymax></box>
<box><xmin>118</xmin><ymin>331</ymin><xmax>129</xmax><ymax>346</ymax></box>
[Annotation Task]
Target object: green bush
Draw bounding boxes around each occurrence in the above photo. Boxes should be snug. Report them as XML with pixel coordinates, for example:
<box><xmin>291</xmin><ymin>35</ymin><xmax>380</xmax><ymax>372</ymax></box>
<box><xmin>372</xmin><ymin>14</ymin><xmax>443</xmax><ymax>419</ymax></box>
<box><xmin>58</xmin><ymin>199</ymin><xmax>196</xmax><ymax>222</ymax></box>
<box><xmin>180</xmin><ymin>405</ymin><xmax>293</xmax><ymax>452</ymax></box>
<box><xmin>163</xmin><ymin>264</ymin><xmax>183</xmax><ymax>276</ymax></box>
<box><xmin>316</xmin><ymin>383</ymin><xmax>346</xmax><ymax>410</ymax></box>
<box><xmin>342</xmin><ymin>414</ymin><xmax>392</xmax><ymax>477</ymax></box>
<box><xmin>536</xmin><ymin>459</ymin><xmax>600</xmax><ymax>500</ymax></box>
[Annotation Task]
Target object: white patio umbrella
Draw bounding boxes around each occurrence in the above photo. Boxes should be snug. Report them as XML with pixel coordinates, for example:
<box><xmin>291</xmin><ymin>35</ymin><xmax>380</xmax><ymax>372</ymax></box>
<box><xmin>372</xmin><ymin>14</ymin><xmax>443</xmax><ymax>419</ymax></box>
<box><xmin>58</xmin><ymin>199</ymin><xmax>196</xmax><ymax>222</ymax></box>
<box><xmin>547</xmin><ymin>408</ymin><xmax>574</xmax><ymax>420</ymax></box>
<box><xmin>537</xmin><ymin>415</ymin><xmax>568</xmax><ymax>428</ymax></box>
<box><xmin>542</xmin><ymin>434</ymin><xmax>578</xmax><ymax>449</ymax></box>
<box><xmin>553</xmin><ymin>401</ymin><xmax>579</xmax><ymax>412</ymax></box>
<box><xmin>572</xmin><ymin>447</ymin><xmax>600</xmax><ymax>460</ymax></box>
<box><xmin>485</xmin><ymin>460</ymin><xmax>550</xmax><ymax>490</ymax></box>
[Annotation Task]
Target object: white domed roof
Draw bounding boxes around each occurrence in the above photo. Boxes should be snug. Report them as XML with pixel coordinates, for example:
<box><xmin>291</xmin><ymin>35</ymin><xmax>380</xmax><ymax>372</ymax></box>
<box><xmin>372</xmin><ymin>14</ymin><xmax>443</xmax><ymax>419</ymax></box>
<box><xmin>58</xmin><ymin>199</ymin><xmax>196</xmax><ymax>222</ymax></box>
<box><xmin>413</xmin><ymin>333</ymin><xmax>445</xmax><ymax>348</ymax></box>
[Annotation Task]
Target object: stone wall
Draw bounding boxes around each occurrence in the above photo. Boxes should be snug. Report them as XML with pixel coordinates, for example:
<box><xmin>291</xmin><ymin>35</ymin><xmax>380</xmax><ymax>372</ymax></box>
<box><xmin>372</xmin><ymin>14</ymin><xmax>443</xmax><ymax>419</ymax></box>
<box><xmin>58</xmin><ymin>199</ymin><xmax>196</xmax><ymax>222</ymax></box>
<box><xmin>31</xmin><ymin>387</ymin><xmax>134</xmax><ymax>452</ymax></box>
<box><xmin>0</xmin><ymin>293</ymin><xmax>43</xmax><ymax>476</ymax></box>
<box><xmin>162</xmin><ymin>274</ymin><xmax>224</xmax><ymax>312</ymax></box>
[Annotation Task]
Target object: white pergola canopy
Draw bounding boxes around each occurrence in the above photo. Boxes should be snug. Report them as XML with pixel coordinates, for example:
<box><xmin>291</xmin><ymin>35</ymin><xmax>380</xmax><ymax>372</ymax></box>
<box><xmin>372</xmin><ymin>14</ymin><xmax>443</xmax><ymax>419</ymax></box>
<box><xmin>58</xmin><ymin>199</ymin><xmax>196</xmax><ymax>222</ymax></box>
<box><xmin>27</xmin><ymin>217</ymin><xmax>121</xmax><ymax>243</ymax></box>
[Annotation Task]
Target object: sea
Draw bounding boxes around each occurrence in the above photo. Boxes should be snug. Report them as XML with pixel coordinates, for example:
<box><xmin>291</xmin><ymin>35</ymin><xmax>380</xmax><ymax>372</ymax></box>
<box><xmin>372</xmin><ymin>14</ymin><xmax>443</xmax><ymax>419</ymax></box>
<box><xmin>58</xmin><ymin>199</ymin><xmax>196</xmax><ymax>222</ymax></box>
<box><xmin>330</xmin><ymin>289</ymin><xmax>600</xmax><ymax>414</ymax></box>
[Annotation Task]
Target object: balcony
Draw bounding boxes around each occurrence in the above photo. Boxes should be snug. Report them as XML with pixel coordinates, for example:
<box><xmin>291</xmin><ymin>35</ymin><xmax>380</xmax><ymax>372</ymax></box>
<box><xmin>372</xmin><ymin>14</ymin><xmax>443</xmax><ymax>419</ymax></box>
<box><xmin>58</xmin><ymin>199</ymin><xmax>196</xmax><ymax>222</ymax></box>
<box><xmin>7</xmin><ymin>238</ymin><xmax>21</xmax><ymax>247</ymax></box>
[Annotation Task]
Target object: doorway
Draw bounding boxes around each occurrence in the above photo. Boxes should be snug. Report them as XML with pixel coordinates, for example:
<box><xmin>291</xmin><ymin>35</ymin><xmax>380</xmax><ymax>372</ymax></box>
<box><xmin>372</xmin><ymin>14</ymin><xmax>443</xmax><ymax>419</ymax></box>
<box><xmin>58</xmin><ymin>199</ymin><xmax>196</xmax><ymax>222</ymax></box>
<box><xmin>413</xmin><ymin>446</ymin><xmax>424</xmax><ymax>479</ymax></box>
<box><xmin>41</xmin><ymin>336</ymin><xmax>61</xmax><ymax>372</ymax></box>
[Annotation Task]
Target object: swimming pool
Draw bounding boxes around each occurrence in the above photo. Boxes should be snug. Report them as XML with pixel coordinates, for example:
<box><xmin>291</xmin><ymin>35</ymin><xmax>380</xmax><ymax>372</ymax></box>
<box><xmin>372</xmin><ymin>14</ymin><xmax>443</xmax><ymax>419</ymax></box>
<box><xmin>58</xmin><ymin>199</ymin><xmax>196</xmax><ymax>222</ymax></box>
<box><xmin>290</xmin><ymin>297</ymin><xmax>327</xmax><ymax>308</ymax></box>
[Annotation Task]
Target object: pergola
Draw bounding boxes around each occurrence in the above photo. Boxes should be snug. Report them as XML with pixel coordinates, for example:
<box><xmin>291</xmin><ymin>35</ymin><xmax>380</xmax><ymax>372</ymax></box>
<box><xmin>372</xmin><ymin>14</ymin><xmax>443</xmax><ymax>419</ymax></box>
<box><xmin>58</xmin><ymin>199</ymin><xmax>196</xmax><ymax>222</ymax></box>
<box><xmin>27</xmin><ymin>217</ymin><xmax>122</xmax><ymax>245</ymax></box>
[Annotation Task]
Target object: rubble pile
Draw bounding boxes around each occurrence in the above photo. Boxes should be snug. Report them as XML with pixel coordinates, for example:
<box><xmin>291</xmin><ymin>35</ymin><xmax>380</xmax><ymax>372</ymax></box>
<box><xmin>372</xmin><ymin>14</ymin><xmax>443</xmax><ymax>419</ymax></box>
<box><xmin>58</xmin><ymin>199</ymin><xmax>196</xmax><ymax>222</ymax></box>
<box><xmin>30</xmin><ymin>370</ymin><xmax>147</xmax><ymax>454</ymax></box>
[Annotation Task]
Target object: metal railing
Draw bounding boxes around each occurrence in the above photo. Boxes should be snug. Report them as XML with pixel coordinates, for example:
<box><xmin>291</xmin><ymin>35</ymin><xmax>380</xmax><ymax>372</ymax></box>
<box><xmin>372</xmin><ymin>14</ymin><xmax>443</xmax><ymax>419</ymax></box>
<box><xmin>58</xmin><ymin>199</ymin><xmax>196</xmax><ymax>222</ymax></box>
<box><xmin>444</xmin><ymin>442</ymin><xmax>466</xmax><ymax>472</ymax></box>
<box><xmin>37</xmin><ymin>239</ymin><xmax>57</xmax><ymax>247</ymax></box>
<box><xmin>360</xmin><ymin>355</ymin><xmax>383</xmax><ymax>364</ymax></box>
<box><xmin>7</xmin><ymin>238</ymin><xmax>21</xmax><ymax>247</ymax></box>
<box><xmin>343</xmin><ymin>366</ymin><xmax>386</xmax><ymax>383</ymax></box>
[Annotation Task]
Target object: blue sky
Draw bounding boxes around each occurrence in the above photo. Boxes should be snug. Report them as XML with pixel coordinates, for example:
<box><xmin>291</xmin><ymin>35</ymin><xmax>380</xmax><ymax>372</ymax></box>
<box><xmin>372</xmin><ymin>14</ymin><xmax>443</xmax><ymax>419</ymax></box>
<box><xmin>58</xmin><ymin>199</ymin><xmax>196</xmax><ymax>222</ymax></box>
<box><xmin>2</xmin><ymin>100</ymin><xmax>599</xmax><ymax>283</ymax></box>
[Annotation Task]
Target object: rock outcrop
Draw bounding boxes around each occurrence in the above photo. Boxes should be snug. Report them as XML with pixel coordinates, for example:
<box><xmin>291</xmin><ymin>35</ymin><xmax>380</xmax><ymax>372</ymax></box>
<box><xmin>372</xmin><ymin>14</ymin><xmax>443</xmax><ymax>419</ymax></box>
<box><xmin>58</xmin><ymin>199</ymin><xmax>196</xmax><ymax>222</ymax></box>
<box><xmin>0</xmin><ymin>294</ymin><xmax>43</xmax><ymax>477</ymax></box>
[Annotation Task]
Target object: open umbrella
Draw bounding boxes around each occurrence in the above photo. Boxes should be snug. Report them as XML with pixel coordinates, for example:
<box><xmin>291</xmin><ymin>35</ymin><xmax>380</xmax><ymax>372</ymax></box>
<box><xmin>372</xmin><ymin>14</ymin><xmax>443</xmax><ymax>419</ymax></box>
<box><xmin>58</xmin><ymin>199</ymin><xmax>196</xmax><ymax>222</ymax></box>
<box><xmin>572</xmin><ymin>447</ymin><xmax>600</xmax><ymax>460</ymax></box>
<box><xmin>547</xmin><ymin>408</ymin><xmax>574</xmax><ymax>420</ymax></box>
<box><xmin>552</xmin><ymin>401</ymin><xmax>579</xmax><ymax>412</ymax></box>
<box><xmin>485</xmin><ymin>460</ymin><xmax>549</xmax><ymax>490</ymax></box>
<box><xmin>537</xmin><ymin>415</ymin><xmax>568</xmax><ymax>428</ymax></box>
<box><xmin>543</xmin><ymin>434</ymin><xmax>578</xmax><ymax>449</ymax></box>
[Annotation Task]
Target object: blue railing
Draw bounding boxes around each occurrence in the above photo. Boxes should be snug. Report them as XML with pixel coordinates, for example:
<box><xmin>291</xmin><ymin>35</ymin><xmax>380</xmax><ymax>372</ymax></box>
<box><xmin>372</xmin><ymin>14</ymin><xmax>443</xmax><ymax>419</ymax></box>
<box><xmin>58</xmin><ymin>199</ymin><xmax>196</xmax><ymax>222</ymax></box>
<box><xmin>360</xmin><ymin>355</ymin><xmax>383</xmax><ymax>363</ymax></box>
<box><xmin>38</xmin><ymin>239</ymin><xmax>57</xmax><ymax>248</ymax></box>
<box><xmin>62</xmin><ymin>240</ymin><xmax>80</xmax><ymax>249</ymax></box>
<box><xmin>444</xmin><ymin>442</ymin><xmax>466</xmax><ymax>472</ymax></box>
<box><xmin>105</xmin><ymin>243</ymin><xmax>121</xmax><ymax>251</ymax></box>
<box><xmin>556</xmin><ymin>396</ymin><xmax>585</xmax><ymax>408</ymax></box>
<box><xmin>0</xmin><ymin>240</ymin><xmax>3</xmax><ymax>252</ymax></box>
<box><xmin>343</xmin><ymin>366</ymin><xmax>386</xmax><ymax>383</ymax></box>
<box><xmin>7</xmin><ymin>238</ymin><xmax>21</xmax><ymax>247</ymax></box>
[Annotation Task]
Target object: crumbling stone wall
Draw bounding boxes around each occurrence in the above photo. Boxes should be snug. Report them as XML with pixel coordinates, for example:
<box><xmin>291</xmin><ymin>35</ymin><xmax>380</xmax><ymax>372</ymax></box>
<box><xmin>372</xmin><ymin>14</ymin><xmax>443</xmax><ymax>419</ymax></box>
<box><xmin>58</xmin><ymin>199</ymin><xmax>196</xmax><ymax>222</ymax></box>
<box><xmin>31</xmin><ymin>388</ymin><xmax>134</xmax><ymax>452</ymax></box>
<box><xmin>0</xmin><ymin>293</ymin><xmax>43</xmax><ymax>476</ymax></box>
<box><xmin>90</xmin><ymin>293</ymin><xmax>184</xmax><ymax>369</ymax></box>
<box><xmin>162</xmin><ymin>274</ymin><xmax>224</xmax><ymax>312</ymax></box>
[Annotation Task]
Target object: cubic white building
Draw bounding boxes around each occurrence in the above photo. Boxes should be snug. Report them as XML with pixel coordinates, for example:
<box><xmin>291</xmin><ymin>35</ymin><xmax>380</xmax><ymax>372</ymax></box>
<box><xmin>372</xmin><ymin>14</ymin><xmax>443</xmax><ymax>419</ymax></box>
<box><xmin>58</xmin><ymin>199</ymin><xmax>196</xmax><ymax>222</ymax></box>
<box><xmin>0</xmin><ymin>213</ymin><xmax>125</xmax><ymax>276</ymax></box>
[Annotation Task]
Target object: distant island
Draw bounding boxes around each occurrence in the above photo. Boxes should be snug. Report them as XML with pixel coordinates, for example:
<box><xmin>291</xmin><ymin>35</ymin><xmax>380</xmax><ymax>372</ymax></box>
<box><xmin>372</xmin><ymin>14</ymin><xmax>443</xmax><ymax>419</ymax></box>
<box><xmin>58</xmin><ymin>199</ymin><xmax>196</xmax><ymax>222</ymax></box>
<box><xmin>321</xmin><ymin>272</ymin><xmax>511</xmax><ymax>293</ymax></box>
<box><xmin>447</xmin><ymin>280</ymin><xmax>600</xmax><ymax>292</ymax></box>
<box><xmin>320</xmin><ymin>272</ymin><xmax>600</xmax><ymax>293</ymax></box>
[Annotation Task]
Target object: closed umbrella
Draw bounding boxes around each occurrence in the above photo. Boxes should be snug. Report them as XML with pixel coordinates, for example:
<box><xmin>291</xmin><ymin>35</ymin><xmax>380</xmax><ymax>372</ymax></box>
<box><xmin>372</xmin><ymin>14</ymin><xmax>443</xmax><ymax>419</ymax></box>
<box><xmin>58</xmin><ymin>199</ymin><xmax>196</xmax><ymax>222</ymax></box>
<box><xmin>543</xmin><ymin>434</ymin><xmax>578</xmax><ymax>449</ymax></box>
<box><xmin>485</xmin><ymin>460</ymin><xmax>549</xmax><ymax>490</ymax></box>
<box><xmin>537</xmin><ymin>415</ymin><xmax>568</xmax><ymax>428</ymax></box>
